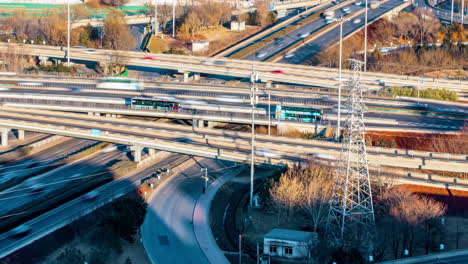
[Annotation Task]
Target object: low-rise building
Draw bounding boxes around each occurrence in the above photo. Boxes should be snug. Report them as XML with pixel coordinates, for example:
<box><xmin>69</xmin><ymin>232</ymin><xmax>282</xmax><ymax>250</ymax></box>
<box><xmin>263</xmin><ymin>228</ymin><xmax>317</xmax><ymax>260</ymax></box>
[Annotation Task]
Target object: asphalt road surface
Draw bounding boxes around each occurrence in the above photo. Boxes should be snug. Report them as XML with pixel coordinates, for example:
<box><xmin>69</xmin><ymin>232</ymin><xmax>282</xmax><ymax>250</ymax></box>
<box><xmin>141</xmin><ymin>158</ymin><xmax>232</xmax><ymax>264</ymax></box>
<box><xmin>0</xmin><ymin>153</ymin><xmax>182</xmax><ymax>259</ymax></box>
<box><xmin>280</xmin><ymin>0</ymin><xmax>406</xmax><ymax>64</ymax></box>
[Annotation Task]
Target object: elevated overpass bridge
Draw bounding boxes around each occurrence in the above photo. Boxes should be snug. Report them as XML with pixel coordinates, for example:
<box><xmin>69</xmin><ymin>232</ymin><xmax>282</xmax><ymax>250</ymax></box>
<box><xmin>1</xmin><ymin>43</ymin><xmax>466</xmax><ymax>96</ymax></box>
<box><xmin>0</xmin><ymin>106</ymin><xmax>466</xmax><ymax>173</ymax></box>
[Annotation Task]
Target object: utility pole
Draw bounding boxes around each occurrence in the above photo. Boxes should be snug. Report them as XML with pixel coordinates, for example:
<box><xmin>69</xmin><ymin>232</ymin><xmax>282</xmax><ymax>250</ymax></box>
<box><xmin>327</xmin><ymin>59</ymin><xmax>375</xmax><ymax>247</ymax></box>
<box><xmin>172</xmin><ymin>0</ymin><xmax>176</xmax><ymax>38</ymax></box>
<box><xmin>201</xmin><ymin>167</ymin><xmax>208</xmax><ymax>191</ymax></box>
<box><xmin>67</xmin><ymin>0</ymin><xmax>71</xmax><ymax>67</ymax></box>
<box><xmin>249</xmin><ymin>59</ymin><xmax>259</xmax><ymax>207</ymax></box>
<box><xmin>336</xmin><ymin>16</ymin><xmax>349</xmax><ymax>141</ymax></box>
<box><xmin>462</xmin><ymin>0</ymin><xmax>465</xmax><ymax>25</ymax></box>
<box><xmin>363</xmin><ymin>0</ymin><xmax>369</xmax><ymax>71</ymax></box>
<box><xmin>239</xmin><ymin>234</ymin><xmax>242</xmax><ymax>264</ymax></box>
<box><xmin>154</xmin><ymin>0</ymin><xmax>159</xmax><ymax>35</ymax></box>
<box><xmin>451</xmin><ymin>0</ymin><xmax>455</xmax><ymax>23</ymax></box>
<box><xmin>268</xmin><ymin>93</ymin><xmax>271</xmax><ymax>136</ymax></box>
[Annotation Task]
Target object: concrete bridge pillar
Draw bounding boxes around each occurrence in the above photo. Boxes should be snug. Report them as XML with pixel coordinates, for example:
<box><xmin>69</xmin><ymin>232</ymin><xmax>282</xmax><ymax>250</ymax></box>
<box><xmin>1</xmin><ymin>128</ymin><xmax>10</xmax><ymax>146</ymax></box>
<box><xmin>207</xmin><ymin>121</ymin><xmax>217</xmax><ymax>128</ymax></box>
<box><xmin>148</xmin><ymin>148</ymin><xmax>156</xmax><ymax>156</ymax></box>
<box><xmin>194</xmin><ymin>73</ymin><xmax>200</xmax><ymax>81</ymax></box>
<box><xmin>17</xmin><ymin>129</ymin><xmax>25</xmax><ymax>140</ymax></box>
<box><xmin>38</xmin><ymin>56</ymin><xmax>49</xmax><ymax>66</ymax></box>
<box><xmin>192</xmin><ymin>119</ymin><xmax>198</xmax><ymax>128</ymax></box>
<box><xmin>277</xmin><ymin>9</ymin><xmax>288</xmax><ymax>18</ymax></box>
<box><xmin>88</xmin><ymin>112</ymin><xmax>94</xmax><ymax>116</ymax></box>
<box><xmin>183</xmin><ymin>72</ymin><xmax>190</xmax><ymax>82</ymax></box>
<box><xmin>198</xmin><ymin>120</ymin><xmax>205</xmax><ymax>128</ymax></box>
<box><xmin>131</xmin><ymin>146</ymin><xmax>143</xmax><ymax>162</ymax></box>
<box><xmin>94</xmin><ymin>113</ymin><xmax>101</xmax><ymax>117</ymax></box>
<box><xmin>265</xmin><ymin>81</ymin><xmax>272</xmax><ymax>88</ymax></box>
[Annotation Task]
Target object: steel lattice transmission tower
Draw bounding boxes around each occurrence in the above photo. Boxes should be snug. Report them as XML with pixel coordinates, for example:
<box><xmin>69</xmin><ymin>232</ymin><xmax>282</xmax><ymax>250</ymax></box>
<box><xmin>327</xmin><ymin>60</ymin><xmax>375</xmax><ymax>247</ymax></box>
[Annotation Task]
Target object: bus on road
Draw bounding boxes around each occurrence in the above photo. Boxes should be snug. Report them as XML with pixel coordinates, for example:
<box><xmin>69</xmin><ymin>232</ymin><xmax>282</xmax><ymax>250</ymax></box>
<box><xmin>130</xmin><ymin>97</ymin><xmax>179</xmax><ymax>111</ymax></box>
<box><xmin>275</xmin><ymin>105</ymin><xmax>323</xmax><ymax>123</ymax></box>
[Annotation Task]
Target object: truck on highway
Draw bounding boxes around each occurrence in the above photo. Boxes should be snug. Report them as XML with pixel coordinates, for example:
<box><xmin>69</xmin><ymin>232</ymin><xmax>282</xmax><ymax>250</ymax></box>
<box><xmin>323</xmin><ymin>10</ymin><xmax>335</xmax><ymax>19</ymax></box>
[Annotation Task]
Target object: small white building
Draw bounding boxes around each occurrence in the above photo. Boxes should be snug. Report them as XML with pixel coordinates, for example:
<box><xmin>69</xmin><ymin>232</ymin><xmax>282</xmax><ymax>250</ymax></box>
<box><xmin>191</xmin><ymin>40</ymin><xmax>209</xmax><ymax>53</ymax></box>
<box><xmin>230</xmin><ymin>21</ymin><xmax>246</xmax><ymax>31</ymax></box>
<box><xmin>263</xmin><ymin>229</ymin><xmax>317</xmax><ymax>259</ymax></box>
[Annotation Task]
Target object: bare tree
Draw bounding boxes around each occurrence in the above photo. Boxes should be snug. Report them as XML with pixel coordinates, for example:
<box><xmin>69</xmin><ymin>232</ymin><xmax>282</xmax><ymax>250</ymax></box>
<box><xmin>103</xmin><ymin>11</ymin><xmax>136</xmax><ymax>50</ymax></box>
<box><xmin>100</xmin><ymin>0</ymin><xmax>129</xmax><ymax>7</ymax></box>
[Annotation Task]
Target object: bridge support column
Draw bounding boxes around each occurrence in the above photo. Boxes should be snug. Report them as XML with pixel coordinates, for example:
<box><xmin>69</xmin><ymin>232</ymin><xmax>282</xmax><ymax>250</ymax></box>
<box><xmin>192</xmin><ymin>119</ymin><xmax>198</xmax><ymax>128</ymax></box>
<box><xmin>1</xmin><ymin>128</ymin><xmax>10</xmax><ymax>147</ymax></box>
<box><xmin>183</xmin><ymin>72</ymin><xmax>190</xmax><ymax>82</ymax></box>
<box><xmin>131</xmin><ymin>146</ymin><xmax>143</xmax><ymax>162</ymax></box>
<box><xmin>88</xmin><ymin>112</ymin><xmax>94</xmax><ymax>116</ymax></box>
<box><xmin>193</xmin><ymin>73</ymin><xmax>200</xmax><ymax>81</ymax></box>
<box><xmin>94</xmin><ymin>113</ymin><xmax>101</xmax><ymax>117</ymax></box>
<box><xmin>198</xmin><ymin>120</ymin><xmax>205</xmax><ymax>128</ymax></box>
<box><xmin>17</xmin><ymin>129</ymin><xmax>25</xmax><ymax>140</ymax></box>
<box><xmin>148</xmin><ymin>148</ymin><xmax>156</xmax><ymax>156</ymax></box>
<box><xmin>38</xmin><ymin>56</ymin><xmax>49</xmax><ymax>66</ymax></box>
<box><xmin>277</xmin><ymin>9</ymin><xmax>288</xmax><ymax>18</ymax></box>
<box><xmin>207</xmin><ymin>121</ymin><xmax>217</xmax><ymax>128</ymax></box>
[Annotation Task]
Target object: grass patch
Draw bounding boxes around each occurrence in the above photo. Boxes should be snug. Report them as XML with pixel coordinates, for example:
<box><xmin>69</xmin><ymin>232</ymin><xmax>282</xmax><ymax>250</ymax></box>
<box><xmin>386</xmin><ymin>86</ymin><xmax>459</xmax><ymax>101</ymax></box>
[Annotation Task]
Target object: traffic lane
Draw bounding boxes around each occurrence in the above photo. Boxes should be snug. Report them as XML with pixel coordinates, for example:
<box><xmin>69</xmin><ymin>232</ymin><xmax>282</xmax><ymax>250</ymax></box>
<box><xmin>252</xmin><ymin>3</ymin><xmax>363</xmax><ymax>61</ymax></box>
<box><xmin>0</xmin><ymin>149</ymin><xmax>127</xmax><ymax>215</ymax></box>
<box><xmin>424</xmin><ymin>254</ymin><xmax>468</xmax><ymax>264</ymax></box>
<box><xmin>4</xmin><ymin>85</ymin><xmax>467</xmax><ymax>115</ymax></box>
<box><xmin>0</xmin><ymin>139</ymin><xmax>96</xmax><ymax>186</ymax></box>
<box><xmin>280</xmin><ymin>0</ymin><xmax>405</xmax><ymax>64</ymax></box>
<box><xmin>142</xmin><ymin>159</ymin><xmax>211</xmax><ymax>264</ymax></box>
<box><xmin>0</xmin><ymin>154</ymin><xmax>182</xmax><ymax>259</ymax></box>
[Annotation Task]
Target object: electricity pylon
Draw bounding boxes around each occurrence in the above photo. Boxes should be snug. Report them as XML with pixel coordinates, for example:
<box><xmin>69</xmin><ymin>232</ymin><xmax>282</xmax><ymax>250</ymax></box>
<box><xmin>327</xmin><ymin>59</ymin><xmax>375</xmax><ymax>248</ymax></box>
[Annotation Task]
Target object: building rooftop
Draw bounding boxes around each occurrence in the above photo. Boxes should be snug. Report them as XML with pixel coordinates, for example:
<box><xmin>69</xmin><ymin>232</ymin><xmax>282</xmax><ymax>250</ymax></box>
<box><xmin>264</xmin><ymin>228</ymin><xmax>317</xmax><ymax>242</ymax></box>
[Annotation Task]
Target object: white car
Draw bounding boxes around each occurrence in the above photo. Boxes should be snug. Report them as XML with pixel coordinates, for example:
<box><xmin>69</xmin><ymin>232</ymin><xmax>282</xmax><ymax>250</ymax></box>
<box><xmin>202</xmin><ymin>60</ymin><xmax>214</xmax><ymax>66</ymax></box>
<box><xmin>82</xmin><ymin>49</ymin><xmax>97</xmax><ymax>54</ymax></box>
<box><xmin>255</xmin><ymin>149</ymin><xmax>281</xmax><ymax>159</ymax></box>
<box><xmin>353</xmin><ymin>18</ymin><xmax>362</xmax><ymax>24</ymax></box>
<box><xmin>256</xmin><ymin>51</ymin><xmax>268</xmax><ymax>58</ymax></box>
<box><xmin>326</xmin><ymin>18</ymin><xmax>335</xmax><ymax>24</ymax></box>
<box><xmin>354</xmin><ymin>1</ymin><xmax>363</xmax><ymax>5</ymax></box>
<box><xmin>284</xmin><ymin>52</ymin><xmax>295</xmax><ymax>59</ymax></box>
<box><xmin>9</xmin><ymin>225</ymin><xmax>32</xmax><ymax>238</ymax></box>
<box><xmin>299</xmin><ymin>32</ymin><xmax>310</xmax><ymax>38</ymax></box>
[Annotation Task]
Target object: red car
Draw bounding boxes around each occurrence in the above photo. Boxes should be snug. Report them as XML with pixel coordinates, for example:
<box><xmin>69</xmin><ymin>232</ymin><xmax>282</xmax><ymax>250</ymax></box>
<box><xmin>82</xmin><ymin>191</ymin><xmax>99</xmax><ymax>201</ymax></box>
<box><xmin>271</xmin><ymin>70</ymin><xmax>285</xmax><ymax>74</ymax></box>
<box><xmin>143</xmin><ymin>56</ymin><xmax>157</xmax><ymax>60</ymax></box>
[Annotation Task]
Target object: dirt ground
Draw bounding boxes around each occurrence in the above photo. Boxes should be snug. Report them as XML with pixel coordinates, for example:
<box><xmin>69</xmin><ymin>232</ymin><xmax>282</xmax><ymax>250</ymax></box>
<box><xmin>198</xmin><ymin>25</ymin><xmax>262</xmax><ymax>56</ymax></box>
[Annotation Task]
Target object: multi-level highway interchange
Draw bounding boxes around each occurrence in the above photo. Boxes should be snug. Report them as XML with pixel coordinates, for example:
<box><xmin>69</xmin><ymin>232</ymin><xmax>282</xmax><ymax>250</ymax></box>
<box><xmin>0</xmin><ymin>1</ymin><xmax>467</xmax><ymax>263</ymax></box>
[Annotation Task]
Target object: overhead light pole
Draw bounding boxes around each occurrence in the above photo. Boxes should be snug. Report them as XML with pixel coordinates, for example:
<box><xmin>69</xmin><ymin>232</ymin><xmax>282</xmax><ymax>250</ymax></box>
<box><xmin>67</xmin><ymin>0</ymin><xmax>71</xmax><ymax>67</ymax></box>
<box><xmin>154</xmin><ymin>0</ymin><xmax>159</xmax><ymax>35</ymax></box>
<box><xmin>336</xmin><ymin>16</ymin><xmax>350</xmax><ymax>141</ymax></box>
<box><xmin>462</xmin><ymin>0</ymin><xmax>465</xmax><ymax>25</ymax></box>
<box><xmin>451</xmin><ymin>0</ymin><xmax>454</xmax><ymax>23</ymax></box>
<box><xmin>172</xmin><ymin>0</ymin><xmax>176</xmax><ymax>38</ymax></box>
<box><xmin>363</xmin><ymin>0</ymin><xmax>368</xmax><ymax>71</ymax></box>
<box><xmin>249</xmin><ymin>55</ymin><xmax>258</xmax><ymax>207</ymax></box>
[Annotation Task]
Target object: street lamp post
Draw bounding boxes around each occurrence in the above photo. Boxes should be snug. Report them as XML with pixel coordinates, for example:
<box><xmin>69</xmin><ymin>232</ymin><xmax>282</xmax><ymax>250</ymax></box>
<box><xmin>67</xmin><ymin>0</ymin><xmax>71</xmax><ymax>67</ymax></box>
<box><xmin>462</xmin><ymin>0</ymin><xmax>465</xmax><ymax>25</ymax></box>
<box><xmin>268</xmin><ymin>93</ymin><xmax>271</xmax><ymax>136</ymax></box>
<box><xmin>249</xmin><ymin>58</ymin><xmax>258</xmax><ymax>207</ymax></box>
<box><xmin>451</xmin><ymin>0</ymin><xmax>455</xmax><ymax>23</ymax></box>
<box><xmin>201</xmin><ymin>167</ymin><xmax>208</xmax><ymax>192</ymax></box>
<box><xmin>363</xmin><ymin>0</ymin><xmax>369</xmax><ymax>71</ymax></box>
<box><xmin>336</xmin><ymin>16</ymin><xmax>349</xmax><ymax>141</ymax></box>
<box><xmin>172</xmin><ymin>0</ymin><xmax>176</xmax><ymax>38</ymax></box>
<box><xmin>154</xmin><ymin>0</ymin><xmax>159</xmax><ymax>35</ymax></box>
